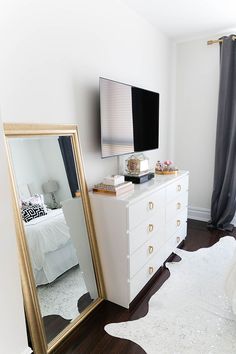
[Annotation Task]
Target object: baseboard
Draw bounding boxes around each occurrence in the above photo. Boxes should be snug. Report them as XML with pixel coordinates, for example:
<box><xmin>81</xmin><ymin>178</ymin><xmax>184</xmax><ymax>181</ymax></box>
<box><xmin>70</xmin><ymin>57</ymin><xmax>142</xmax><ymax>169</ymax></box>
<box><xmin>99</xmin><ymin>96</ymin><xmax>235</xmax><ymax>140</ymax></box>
<box><xmin>21</xmin><ymin>347</ymin><xmax>32</xmax><ymax>354</ymax></box>
<box><xmin>188</xmin><ymin>206</ymin><xmax>211</xmax><ymax>222</ymax></box>
<box><xmin>188</xmin><ymin>206</ymin><xmax>236</xmax><ymax>226</ymax></box>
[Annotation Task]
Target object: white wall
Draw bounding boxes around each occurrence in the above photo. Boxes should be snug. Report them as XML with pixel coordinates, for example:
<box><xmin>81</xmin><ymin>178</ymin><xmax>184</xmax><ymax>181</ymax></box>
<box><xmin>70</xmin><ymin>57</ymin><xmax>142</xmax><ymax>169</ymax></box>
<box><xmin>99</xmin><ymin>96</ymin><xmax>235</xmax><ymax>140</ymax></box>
<box><xmin>9</xmin><ymin>137</ymin><xmax>72</xmax><ymax>205</ymax></box>
<box><xmin>0</xmin><ymin>119</ymin><xmax>31</xmax><ymax>354</ymax></box>
<box><xmin>0</xmin><ymin>0</ymin><xmax>173</xmax><ymax>186</ymax></box>
<box><xmin>174</xmin><ymin>36</ymin><xmax>220</xmax><ymax>217</ymax></box>
<box><xmin>9</xmin><ymin>139</ymin><xmax>49</xmax><ymax>196</ymax></box>
<box><xmin>0</xmin><ymin>1</ymin><xmax>173</xmax><ymax>352</ymax></box>
<box><xmin>40</xmin><ymin>138</ymin><xmax>72</xmax><ymax>202</ymax></box>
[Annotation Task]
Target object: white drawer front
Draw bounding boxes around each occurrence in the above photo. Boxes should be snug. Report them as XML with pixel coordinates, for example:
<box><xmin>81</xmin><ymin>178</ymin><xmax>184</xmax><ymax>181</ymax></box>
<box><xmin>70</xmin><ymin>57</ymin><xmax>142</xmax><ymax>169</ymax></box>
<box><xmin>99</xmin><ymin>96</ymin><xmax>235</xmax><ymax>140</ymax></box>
<box><xmin>166</xmin><ymin>192</ymin><xmax>188</xmax><ymax>222</ymax></box>
<box><xmin>129</xmin><ymin>207</ymin><xmax>165</xmax><ymax>254</ymax></box>
<box><xmin>130</xmin><ymin>228</ymin><xmax>187</xmax><ymax>302</ymax></box>
<box><xmin>166</xmin><ymin>175</ymin><xmax>189</xmax><ymax>203</ymax></box>
<box><xmin>129</xmin><ymin>231</ymin><xmax>165</xmax><ymax>278</ymax></box>
<box><xmin>128</xmin><ymin>188</ymin><xmax>165</xmax><ymax>230</ymax></box>
<box><xmin>173</xmin><ymin>223</ymin><xmax>187</xmax><ymax>246</ymax></box>
<box><xmin>166</xmin><ymin>208</ymin><xmax>188</xmax><ymax>240</ymax></box>
<box><xmin>130</xmin><ymin>251</ymin><xmax>164</xmax><ymax>301</ymax></box>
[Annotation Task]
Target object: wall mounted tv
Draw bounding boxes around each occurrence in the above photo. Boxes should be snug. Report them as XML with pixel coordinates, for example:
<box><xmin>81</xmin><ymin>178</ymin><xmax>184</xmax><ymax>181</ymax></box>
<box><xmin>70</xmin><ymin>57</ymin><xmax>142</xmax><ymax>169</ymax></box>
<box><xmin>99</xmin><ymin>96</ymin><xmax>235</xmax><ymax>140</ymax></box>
<box><xmin>99</xmin><ymin>77</ymin><xmax>159</xmax><ymax>158</ymax></box>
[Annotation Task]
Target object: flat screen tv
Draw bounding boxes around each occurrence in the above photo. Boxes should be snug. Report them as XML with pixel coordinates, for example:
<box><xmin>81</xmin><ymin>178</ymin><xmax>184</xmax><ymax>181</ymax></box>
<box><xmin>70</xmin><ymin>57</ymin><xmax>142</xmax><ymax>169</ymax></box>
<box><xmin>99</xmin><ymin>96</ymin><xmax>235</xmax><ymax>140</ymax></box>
<box><xmin>99</xmin><ymin>77</ymin><xmax>159</xmax><ymax>158</ymax></box>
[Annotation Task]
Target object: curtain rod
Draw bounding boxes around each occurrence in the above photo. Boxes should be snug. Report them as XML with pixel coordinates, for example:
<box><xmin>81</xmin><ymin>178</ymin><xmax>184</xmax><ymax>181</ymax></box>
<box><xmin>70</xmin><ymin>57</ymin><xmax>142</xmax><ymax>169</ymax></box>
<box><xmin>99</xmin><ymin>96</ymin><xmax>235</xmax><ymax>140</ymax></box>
<box><xmin>207</xmin><ymin>35</ymin><xmax>236</xmax><ymax>45</ymax></box>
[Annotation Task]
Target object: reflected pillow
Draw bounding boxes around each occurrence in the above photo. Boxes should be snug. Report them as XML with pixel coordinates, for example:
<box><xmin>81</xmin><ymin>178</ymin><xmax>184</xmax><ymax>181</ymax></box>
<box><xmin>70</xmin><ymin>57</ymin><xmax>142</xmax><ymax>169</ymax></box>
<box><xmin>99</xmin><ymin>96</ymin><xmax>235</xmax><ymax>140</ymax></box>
<box><xmin>21</xmin><ymin>194</ymin><xmax>47</xmax><ymax>213</ymax></box>
<box><xmin>21</xmin><ymin>204</ymin><xmax>47</xmax><ymax>223</ymax></box>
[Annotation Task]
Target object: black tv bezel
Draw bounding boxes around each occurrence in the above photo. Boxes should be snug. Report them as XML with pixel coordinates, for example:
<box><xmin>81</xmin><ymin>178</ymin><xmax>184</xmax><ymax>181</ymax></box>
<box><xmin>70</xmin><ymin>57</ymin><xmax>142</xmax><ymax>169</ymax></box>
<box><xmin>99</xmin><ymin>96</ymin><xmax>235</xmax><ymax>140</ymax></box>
<box><xmin>99</xmin><ymin>77</ymin><xmax>159</xmax><ymax>159</ymax></box>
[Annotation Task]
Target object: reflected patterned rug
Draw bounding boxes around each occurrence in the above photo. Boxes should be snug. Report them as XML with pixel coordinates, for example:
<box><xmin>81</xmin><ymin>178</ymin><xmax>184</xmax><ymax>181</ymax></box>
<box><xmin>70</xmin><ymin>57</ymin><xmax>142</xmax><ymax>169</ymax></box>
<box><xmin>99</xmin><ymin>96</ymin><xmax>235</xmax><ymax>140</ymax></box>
<box><xmin>105</xmin><ymin>237</ymin><xmax>236</xmax><ymax>354</ymax></box>
<box><xmin>37</xmin><ymin>265</ymin><xmax>87</xmax><ymax>320</ymax></box>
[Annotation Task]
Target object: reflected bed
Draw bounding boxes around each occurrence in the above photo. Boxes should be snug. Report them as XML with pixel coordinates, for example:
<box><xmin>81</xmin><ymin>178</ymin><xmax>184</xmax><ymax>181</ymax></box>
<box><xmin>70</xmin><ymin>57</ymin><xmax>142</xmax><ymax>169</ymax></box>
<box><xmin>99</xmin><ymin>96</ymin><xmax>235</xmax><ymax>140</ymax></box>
<box><xmin>24</xmin><ymin>209</ymin><xmax>78</xmax><ymax>286</ymax></box>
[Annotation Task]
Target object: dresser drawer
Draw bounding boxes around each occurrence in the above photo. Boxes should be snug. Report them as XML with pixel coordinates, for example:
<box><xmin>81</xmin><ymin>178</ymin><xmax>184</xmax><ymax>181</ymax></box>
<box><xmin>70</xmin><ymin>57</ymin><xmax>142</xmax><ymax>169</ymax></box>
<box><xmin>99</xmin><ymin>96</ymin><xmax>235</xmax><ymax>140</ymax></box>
<box><xmin>166</xmin><ymin>192</ymin><xmax>188</xmax><ymax>221</ymax></box>
<box><xmin>129</xmin><ymin>207</ymin><xmax>165</xmax><ymax>254</ymax></box>
<box><xmin>128</xmin><ymin>188</ymin><xmax>165</xmax><ymax>230</ymax></box>
<box><xmin>130</xmin><ymin>250</ymin><xmax>164</xmax><ymax>301</ymax></box>
<box><xmin>129</xmin><ymin>230</ymin><xmax>165</xmax><ymax>278</ymax></box>
<box><xmin>129</xmin><ymin>228</ymin><xmax>187</xmax><ymax>301</ymax></box>
<box><xmin>166</xmin><ymin>175</ymin><xmax>189</xmax><ymax>203</ymax></box>
<box><xmin>173</xmin><ymin>224</ymin><xmax>187</xmax><ymax>246</ymax></box>
<box><xmin>166</xmin><ymin>208</ymin><xmax>188</xmax><ymax>240</ymax></box>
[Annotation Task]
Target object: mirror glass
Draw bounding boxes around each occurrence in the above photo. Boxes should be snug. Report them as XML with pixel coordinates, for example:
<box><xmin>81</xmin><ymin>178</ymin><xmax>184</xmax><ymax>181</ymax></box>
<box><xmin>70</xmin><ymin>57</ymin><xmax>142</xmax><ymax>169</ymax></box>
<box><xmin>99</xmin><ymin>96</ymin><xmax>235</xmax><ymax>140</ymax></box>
<box><xmin>6</xmin><ymin>131</ymin><xmax>101</xmax><ymax>348</ymax></box>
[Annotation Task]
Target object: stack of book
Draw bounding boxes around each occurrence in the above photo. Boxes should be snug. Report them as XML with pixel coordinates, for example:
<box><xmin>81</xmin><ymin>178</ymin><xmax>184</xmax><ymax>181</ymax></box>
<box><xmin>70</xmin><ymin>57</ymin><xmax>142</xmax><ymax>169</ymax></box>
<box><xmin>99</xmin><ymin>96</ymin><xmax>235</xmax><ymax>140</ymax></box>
<box><xmin>93</xmin><ymin>181</ymin><xmax>134</xmax><ymax>196</ymax></box>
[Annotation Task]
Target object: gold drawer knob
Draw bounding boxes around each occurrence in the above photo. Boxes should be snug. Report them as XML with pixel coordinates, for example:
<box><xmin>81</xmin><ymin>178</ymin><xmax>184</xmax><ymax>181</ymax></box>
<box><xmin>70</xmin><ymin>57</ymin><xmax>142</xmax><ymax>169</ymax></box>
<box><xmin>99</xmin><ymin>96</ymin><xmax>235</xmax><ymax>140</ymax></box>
<box><xmin>148</xmin><ymin>201</ymin><xmax>154</xmax><ymax>210</ymax></box>
<box><xmin>148</xmin><ymin>224</ymin><xmax>154</xmax><ymax>232</ymax></box>
<box><xmin>177</xmin><ymin>219</ymin><xmax>181</xmax><ymax>227</ymax></box>
<box><xmin>176</xmin><ymin>202</ymin><xmax>181</xmax><ymax>210</ymax></box>
<box><xmin>177</xmin><ymin>184</ymin><xmax>182</xmax><ymax>192</ymax></box>
<box><xmin>148</xmin><ymin>245</ymin><xmax>154</xmax><ymax>254</ymax></box>
<box><xmin>176</xmin><ymin>236</ymin><xmax>181</xmax><ymax>243</ymax></box>
<box><xmin>149</xmin><ymin>266</ymin><xmax>154</xmax><ymax>275</ymax></box>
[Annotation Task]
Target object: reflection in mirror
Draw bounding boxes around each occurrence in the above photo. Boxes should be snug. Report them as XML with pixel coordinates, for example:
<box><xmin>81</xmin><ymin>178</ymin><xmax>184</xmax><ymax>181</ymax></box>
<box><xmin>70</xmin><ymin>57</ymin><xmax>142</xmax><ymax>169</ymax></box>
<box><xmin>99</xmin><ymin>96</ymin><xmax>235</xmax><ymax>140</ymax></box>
<box><xmin>7</xmin><ymin>134</ymin><xmax>99</xmax><ymax>345</ymax></box>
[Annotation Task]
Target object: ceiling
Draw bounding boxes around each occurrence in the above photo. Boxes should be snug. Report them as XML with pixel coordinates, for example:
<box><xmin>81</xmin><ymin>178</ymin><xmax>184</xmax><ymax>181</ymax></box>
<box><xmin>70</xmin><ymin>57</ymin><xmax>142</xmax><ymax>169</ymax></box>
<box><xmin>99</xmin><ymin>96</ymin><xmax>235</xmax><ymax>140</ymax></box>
<box><xmin>122</xmin><ymin>0</ymin><xmax>236</xmax><ymax>41</ymax></box>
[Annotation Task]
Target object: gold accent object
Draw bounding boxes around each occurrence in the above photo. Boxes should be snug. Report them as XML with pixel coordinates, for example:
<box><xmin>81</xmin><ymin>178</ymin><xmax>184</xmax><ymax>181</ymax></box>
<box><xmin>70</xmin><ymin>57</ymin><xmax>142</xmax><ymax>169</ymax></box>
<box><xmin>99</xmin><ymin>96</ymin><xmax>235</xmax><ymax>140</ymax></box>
<box><xmin>176</xmin><ymin>236</ymin><xmax>181</xmax><ymax>243</ymax></box>
<box><xmin>177</xmin><ymin>184</ymin><xmax>182</xmax><ymax>192</ymax></box>
<box><xmin>75</xmin><ymin>190</ymin><xmax>81</xmax><ymax>198</ymax></box>
<box><xmin>148</xmin><ymin>224</ymin><xmax>154</xmax><ymax>232</ymax></box>
<box><xmin>148</xmin><ymin>245</ymin><xmax>154</xmax><ymax>254</ymax></box>
<box><xmin>149</xmin><ymin>266</ymin><xmax>154</xmax><ymax>275</ymax></box>
<box><xmin>148</xmin><ymin>201</ymin><xmax>154</xmax><ymax>210</ymax></box>
<box><xmin>176</xmin><ymin>202</ymin><xmax>181</xmax><ymax>210</ymax></box>
<box><xmin>4</xmin><ymin>123</ymin><xmax>105</xmax><ymax>354</ymax></box>
<box><xmin>177</xmin><ymin>220</ymin><xmax>181</xmax><ymax>227</ymax></box>
<box><xmin>207</xmin><ymin>36</ymin><xmax>236</xmax><ymax>45</ymax></box>
<box><xmin>156</xmin><ymin>170</ymin><xmax>178</xmax><ymax>175</ymax></box>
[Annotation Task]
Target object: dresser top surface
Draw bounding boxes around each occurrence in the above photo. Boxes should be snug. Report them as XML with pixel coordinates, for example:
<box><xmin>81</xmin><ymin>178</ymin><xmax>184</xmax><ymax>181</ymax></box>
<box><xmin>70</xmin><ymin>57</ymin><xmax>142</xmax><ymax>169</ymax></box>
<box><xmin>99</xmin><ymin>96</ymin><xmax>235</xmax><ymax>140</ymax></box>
<box><xmin>90</xmin><ymin>170</ymin><xmax>189</xmax><ymax>204</ymax></box>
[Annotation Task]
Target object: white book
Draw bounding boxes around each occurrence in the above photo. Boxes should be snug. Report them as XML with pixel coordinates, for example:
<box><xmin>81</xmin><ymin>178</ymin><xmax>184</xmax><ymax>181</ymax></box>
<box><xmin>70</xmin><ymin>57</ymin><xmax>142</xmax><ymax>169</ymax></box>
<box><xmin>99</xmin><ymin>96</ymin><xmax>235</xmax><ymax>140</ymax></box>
<box><xmin>103</xmin><ymin>175</ymin><xmax>125</xmax><ymax>186</ymax></box>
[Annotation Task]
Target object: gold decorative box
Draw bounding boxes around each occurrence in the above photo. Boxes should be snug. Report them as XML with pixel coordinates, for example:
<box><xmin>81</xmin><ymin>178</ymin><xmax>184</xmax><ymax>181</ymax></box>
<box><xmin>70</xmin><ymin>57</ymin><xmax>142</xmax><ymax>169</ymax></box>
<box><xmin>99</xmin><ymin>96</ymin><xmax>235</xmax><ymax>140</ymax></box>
<box><xmin>155</xmin><ymin>170</ymin><xmax>178</xmax><ymax>175</ymax></box>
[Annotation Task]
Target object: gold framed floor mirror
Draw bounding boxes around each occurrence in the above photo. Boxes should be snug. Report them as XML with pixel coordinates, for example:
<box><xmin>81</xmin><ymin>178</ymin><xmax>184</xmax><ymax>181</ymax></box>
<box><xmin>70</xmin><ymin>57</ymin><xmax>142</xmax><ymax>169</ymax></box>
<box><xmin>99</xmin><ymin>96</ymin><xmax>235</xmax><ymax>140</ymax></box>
<box><xmin>4</xmin><ymin>123</ymin><xmax>105</xmax><ymax>354</ymax></box>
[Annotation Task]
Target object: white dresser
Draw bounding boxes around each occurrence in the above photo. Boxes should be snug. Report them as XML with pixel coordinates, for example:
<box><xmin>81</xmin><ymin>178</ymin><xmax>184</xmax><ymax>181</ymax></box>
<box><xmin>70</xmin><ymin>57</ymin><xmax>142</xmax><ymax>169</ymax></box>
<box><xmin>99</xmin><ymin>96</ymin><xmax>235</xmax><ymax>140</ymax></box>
<box><xmin>90</xmin><ymin>171</ymin><xmax>189</xmax><ymax>308</ymax></box>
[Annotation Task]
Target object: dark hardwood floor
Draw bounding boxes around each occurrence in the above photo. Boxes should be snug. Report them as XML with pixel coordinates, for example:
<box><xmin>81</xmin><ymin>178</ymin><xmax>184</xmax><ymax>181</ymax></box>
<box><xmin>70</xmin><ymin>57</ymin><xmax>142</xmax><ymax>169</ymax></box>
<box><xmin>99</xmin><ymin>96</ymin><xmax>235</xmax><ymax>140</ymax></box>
<box><xmin>52</xmin><ymin>219</ymin><xmax>236</xmax><ymax>353</ymax></box>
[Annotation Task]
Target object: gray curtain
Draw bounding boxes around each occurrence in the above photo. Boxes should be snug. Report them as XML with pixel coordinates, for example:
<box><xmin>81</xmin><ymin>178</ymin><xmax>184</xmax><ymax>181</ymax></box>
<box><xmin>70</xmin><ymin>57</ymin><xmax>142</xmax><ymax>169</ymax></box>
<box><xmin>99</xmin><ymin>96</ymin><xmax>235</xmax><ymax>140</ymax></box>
<box><xmin>209</xmin><ymin>35</ymin><xmax>236</xmax><ymax>231</ymax></box>
<box><xmin>58</xmin><ymin>136</ymin><xmax>79</xmax><ymax>198</ymax></box>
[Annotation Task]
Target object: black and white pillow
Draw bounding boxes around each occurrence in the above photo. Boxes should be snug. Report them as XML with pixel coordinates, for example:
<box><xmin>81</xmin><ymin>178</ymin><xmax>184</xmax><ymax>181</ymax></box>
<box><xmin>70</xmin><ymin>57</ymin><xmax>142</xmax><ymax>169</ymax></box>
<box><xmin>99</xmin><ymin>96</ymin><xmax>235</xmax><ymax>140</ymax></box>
<box><xmin>21</xmin><ymin>203</ymin><xmax>47</xmax><ymax>223</ymax></box>
<box><xmin>21</xmin><ymin>194</ymin><xmax>47</xmax><ymax>213</ymax></box>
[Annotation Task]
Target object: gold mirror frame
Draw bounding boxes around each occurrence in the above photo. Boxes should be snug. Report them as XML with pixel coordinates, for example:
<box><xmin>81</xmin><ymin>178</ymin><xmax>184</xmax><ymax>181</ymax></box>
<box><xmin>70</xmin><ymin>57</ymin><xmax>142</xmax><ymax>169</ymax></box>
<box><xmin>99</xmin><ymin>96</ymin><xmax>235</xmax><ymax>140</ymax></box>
<box><xmin>4</xmin><ymin>123</ymin><xmax>105</xmax><ymax>354</ymax></box>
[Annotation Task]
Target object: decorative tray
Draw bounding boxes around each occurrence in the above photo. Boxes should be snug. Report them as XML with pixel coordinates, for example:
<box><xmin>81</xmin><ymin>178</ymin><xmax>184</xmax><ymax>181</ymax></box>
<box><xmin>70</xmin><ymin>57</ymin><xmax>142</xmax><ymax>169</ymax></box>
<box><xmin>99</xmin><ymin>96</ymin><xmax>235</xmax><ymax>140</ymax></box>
<box><xmin>155</xmin><ymin>170</ymin><xmax>178</xmax><ymax>175</ymax></box>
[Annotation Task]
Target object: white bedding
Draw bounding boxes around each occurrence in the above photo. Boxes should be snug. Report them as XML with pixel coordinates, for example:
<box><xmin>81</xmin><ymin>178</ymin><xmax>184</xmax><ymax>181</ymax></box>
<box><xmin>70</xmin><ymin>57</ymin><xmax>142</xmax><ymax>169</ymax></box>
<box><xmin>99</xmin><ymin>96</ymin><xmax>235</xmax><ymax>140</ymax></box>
<box><xmin>24</xmin><ymin>209</ymin><xmax>73</xmax><ymax>274</ymax></box>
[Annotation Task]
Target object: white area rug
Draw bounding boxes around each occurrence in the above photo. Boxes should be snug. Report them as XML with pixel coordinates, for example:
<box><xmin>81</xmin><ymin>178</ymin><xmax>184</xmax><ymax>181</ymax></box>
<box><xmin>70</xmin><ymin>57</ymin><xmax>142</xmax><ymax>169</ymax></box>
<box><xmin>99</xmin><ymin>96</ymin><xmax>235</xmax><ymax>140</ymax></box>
<box><xmin>105</xmin><ymin>236</ymin><xmax>236</xmax><ymax>354</ymax></box>
<box><xmin>37</xmin><ymin>265</ymin><xmax>87</xmax><ymax>320</ymax></box>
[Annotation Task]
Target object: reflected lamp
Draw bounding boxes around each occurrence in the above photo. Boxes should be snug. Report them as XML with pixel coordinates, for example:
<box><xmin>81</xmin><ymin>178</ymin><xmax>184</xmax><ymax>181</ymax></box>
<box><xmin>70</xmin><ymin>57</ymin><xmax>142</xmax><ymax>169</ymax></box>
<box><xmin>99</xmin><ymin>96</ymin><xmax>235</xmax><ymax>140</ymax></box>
<box><xmin>42</xmin><ymin>180</ymin><xmax>59</xmax><ymax>209</ymax></box>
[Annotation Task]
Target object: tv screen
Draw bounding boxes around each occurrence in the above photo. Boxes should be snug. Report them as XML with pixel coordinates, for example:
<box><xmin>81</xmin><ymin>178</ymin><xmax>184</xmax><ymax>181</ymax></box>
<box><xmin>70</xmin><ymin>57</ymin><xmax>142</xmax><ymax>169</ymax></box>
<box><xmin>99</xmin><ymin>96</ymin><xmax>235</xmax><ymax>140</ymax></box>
<box><xmin>100</xmin><ymin>77</ymin><xmax>159</xmax><ymax>158</ymax></box>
